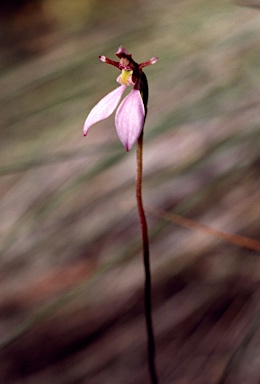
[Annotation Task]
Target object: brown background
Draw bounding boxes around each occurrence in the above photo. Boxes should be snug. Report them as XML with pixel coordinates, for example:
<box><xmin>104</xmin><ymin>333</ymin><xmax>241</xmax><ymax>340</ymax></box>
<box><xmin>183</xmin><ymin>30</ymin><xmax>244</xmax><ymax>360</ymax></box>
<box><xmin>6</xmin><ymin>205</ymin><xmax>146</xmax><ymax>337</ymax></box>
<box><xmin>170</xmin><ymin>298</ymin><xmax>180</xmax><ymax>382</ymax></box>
<box><xmin>0</xmin><ymin>1</ymin><xmax>259</xmax><ymax>383</ymax></box>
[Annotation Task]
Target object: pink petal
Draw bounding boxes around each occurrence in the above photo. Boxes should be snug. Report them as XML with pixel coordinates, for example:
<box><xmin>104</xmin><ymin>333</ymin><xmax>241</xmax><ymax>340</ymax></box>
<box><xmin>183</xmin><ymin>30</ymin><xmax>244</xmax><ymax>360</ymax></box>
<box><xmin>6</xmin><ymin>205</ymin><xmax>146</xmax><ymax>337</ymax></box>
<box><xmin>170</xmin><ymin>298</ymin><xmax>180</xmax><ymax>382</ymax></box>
<box><xmin>115</xmin><ymin>89</ymin><xmax>145</xmax><ymax>151</ymax></box>
<box><xmin>83</xmin><ymin>85</ymin><xmax>127</xmax><ymax>136</ymax></box>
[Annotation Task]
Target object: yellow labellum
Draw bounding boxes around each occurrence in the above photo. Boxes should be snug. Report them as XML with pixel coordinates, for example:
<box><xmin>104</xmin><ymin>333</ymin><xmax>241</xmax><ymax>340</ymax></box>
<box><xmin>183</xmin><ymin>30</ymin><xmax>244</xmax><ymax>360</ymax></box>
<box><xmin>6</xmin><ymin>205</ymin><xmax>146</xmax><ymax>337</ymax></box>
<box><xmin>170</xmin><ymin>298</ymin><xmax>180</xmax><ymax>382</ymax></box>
<box><xmin>120</xmin><ymin>69</ymin><xmax>133</xmax><ymax>85</ymax></box>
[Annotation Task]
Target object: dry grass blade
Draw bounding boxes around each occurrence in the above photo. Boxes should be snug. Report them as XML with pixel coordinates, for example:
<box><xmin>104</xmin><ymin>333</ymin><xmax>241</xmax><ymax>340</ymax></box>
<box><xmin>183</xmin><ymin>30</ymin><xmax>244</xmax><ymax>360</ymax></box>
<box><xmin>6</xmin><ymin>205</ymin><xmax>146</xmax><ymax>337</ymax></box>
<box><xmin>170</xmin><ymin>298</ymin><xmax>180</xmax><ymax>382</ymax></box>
<box><xmin>147</xmin><ymin>206</ymin><xmax>260</xmax><ymax>252</ymax></box>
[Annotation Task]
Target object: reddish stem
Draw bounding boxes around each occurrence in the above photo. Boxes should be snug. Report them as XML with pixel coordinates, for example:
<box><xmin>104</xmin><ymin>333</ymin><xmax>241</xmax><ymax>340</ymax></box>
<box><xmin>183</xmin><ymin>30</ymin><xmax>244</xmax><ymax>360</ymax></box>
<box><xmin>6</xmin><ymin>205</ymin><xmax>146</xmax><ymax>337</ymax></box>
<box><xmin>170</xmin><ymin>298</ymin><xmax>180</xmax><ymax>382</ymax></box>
<box><xmin>136</xmin><ymin>131</ymin><xmax>158</xmax><ymax>384</ymax></box>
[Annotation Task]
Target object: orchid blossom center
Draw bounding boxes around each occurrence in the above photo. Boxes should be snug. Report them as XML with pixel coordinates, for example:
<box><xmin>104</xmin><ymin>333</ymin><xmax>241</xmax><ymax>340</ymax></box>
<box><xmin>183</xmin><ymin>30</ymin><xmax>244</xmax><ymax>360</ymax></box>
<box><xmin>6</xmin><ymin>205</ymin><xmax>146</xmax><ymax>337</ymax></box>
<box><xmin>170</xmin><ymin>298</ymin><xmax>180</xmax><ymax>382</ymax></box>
<box><xmin>119</xmin><ymin>57</ymin><xmax>131</xmax><ymax>69</ymax></box>
<box><xmin>117</xmin><ymin>69</ymin><xmax>135</xmax><ymax>86</ymax></box>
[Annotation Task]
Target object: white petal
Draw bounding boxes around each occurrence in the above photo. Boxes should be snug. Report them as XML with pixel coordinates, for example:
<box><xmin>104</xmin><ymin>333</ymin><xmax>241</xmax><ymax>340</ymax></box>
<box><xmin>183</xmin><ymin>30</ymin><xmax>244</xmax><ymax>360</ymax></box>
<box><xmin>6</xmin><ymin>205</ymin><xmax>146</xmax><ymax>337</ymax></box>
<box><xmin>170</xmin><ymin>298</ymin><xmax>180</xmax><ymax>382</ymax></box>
<box><xmin>83</xmin><ymin>85</ymin><xmax>127</xmax><ymax>136</ymax></box>
<box><xmin>115</xmin><ymin>89</ymin><xmax>145</xmax><ymax>151</ymax></box>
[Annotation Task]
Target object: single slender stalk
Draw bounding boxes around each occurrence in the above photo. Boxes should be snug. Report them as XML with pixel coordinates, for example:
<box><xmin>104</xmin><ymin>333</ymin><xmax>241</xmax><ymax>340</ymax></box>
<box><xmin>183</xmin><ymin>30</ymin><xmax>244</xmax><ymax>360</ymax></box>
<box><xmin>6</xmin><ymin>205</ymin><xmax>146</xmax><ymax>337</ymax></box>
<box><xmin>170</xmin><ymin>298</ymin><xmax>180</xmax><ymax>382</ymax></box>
<box><xmin>136</xmin><ymin>131</ymin><xmax>158</xmax><ymax>384</ymax></box>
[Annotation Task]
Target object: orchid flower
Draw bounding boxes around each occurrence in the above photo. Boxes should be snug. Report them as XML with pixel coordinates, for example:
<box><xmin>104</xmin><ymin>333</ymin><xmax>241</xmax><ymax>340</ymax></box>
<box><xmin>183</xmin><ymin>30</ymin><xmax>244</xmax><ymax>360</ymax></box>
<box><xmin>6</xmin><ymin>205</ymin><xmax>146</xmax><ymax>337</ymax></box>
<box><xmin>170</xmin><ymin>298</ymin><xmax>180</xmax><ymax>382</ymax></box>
<box><xmin>83</xmin><ymin>46</ymin><xmax>158</xmax><ymax>151</ymax></box>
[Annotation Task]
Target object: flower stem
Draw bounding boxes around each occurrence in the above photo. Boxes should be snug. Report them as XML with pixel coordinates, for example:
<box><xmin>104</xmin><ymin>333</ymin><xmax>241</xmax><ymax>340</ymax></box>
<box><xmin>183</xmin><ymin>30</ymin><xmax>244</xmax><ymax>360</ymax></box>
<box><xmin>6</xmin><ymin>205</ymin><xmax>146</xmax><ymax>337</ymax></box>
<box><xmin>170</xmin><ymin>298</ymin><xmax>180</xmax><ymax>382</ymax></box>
<box><xmin>136</xmin><ymin>131</ymin><xmax>158</xmax><ymax>384</ymax></box>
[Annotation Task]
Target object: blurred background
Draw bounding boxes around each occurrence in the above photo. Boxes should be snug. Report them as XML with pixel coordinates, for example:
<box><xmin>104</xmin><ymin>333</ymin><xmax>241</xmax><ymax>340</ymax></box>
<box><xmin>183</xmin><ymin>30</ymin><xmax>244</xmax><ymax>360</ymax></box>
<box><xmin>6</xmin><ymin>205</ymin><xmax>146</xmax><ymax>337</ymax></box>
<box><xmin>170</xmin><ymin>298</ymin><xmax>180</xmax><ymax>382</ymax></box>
<box><xmin>0</xmin><ymin>0</ymin><xmax>259</xmax><ymax>383</ymax></box>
